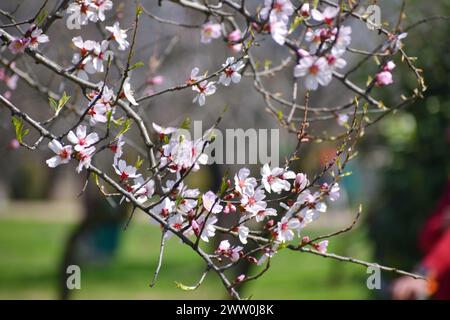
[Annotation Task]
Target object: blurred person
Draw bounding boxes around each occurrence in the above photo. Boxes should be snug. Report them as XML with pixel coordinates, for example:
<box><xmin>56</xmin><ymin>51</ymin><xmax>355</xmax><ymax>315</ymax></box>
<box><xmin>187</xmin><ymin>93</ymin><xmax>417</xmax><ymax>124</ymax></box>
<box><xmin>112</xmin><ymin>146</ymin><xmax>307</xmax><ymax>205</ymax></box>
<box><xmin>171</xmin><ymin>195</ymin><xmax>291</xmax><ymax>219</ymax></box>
<box><xmin>392</xmin><ymin>177</ymin><xmax>450</xmax><ymax>300</ymax></box>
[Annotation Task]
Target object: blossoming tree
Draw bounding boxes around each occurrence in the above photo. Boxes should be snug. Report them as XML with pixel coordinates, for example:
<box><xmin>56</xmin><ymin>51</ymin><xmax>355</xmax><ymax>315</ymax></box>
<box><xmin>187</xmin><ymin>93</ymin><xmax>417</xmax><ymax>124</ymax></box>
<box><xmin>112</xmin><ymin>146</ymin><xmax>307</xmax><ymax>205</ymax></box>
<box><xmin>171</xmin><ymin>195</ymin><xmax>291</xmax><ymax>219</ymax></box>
<box><xmin>0</xmin><ymin>0</ymin><xmax>437</xmax><ymax>299</ymax></box>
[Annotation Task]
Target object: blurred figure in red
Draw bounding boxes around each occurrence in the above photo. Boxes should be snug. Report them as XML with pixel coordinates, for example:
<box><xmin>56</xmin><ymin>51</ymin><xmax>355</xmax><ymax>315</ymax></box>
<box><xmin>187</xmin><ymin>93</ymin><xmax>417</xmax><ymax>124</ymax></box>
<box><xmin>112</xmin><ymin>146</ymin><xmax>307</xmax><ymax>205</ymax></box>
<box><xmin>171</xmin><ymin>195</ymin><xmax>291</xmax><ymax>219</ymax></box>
<box><xmin>392</xmin><ymin>177</ymin><xmax>450</xmax><ymax>300</ymax></box>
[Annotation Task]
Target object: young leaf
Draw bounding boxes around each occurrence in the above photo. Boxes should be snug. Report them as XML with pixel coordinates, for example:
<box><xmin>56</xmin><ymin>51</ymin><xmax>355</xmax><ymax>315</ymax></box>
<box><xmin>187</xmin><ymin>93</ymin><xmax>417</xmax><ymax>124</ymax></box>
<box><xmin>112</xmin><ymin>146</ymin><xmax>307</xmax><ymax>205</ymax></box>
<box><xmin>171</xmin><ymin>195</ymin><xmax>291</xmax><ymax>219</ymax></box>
<box><xmin>34</xmin><ymin>9</ymin><xmax>48</xmax><ymax>27</ymax></box>
<box><xmin>129</xmin><ymin>61</ymin><xmax>144</xmax><ymax>71</ymax></box>
<box><xmin>11</xmin><ymin>116</ymin><xmax>29</xmax><ymax>144</ymax></box>
<box><xmin>116</xmin><ymin>118</ymin><xmax>132</xmax><ymax>138</ymax></box>
<box><xmin>180</xmin><ymin>117</ymin><xmax>191</xmax><ymax>130</ymax></box>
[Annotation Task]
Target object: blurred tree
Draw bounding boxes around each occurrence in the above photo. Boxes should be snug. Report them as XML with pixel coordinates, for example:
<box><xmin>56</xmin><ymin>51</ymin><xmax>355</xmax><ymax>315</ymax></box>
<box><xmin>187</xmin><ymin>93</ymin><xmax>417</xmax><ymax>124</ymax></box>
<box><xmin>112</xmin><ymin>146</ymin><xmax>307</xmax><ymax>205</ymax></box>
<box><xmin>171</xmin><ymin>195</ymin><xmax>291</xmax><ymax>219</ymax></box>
<box><xmin>368</xmin><ymin>1</ymin><xmax>450</xmax><ymax>285</ymax></box>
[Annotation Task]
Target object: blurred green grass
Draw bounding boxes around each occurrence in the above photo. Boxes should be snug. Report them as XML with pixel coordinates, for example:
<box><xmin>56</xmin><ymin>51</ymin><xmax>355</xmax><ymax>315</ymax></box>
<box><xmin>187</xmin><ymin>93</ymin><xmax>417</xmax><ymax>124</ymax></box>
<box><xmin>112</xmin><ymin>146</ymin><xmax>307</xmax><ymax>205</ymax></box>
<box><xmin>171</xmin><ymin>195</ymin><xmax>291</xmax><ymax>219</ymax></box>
<box><xmin>0</xmin><ymin>216</ymin><xmax>373</xmax><ymax>299</ymax></box>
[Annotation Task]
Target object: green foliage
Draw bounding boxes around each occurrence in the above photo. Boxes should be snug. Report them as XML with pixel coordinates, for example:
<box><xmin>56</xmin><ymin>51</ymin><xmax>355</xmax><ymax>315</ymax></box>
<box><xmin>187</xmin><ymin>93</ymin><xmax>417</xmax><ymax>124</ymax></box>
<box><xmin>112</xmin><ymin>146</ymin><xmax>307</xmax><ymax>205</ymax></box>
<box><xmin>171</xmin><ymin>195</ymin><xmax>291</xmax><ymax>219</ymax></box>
<box><xmin>11</xmin><ymin>116</ymin><xmax>29</xmax><ymax>144</ymax></box>
<box><xmin>368</xmin><ymin>3</ymin><xmax>450</xmax><ymax>272</ymax></box>
<box><xmin>49</xmin><ymin>92</ymin><xmax>70</xmax><ymax>114</ymax></box>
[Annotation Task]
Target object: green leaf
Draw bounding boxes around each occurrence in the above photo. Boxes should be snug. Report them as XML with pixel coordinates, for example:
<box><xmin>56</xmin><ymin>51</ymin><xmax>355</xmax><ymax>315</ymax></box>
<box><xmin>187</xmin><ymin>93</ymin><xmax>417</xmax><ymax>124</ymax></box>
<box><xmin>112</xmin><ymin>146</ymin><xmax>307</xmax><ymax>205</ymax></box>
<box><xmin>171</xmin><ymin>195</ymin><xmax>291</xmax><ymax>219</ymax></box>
<box><xmin>175</xmin><ymin>281</ymin><xmax>198</xmax><ymax>291</ymax></box>
<box><xmin>34</xmin><ymin>9</ymin><xmax>48</xmax><ymax>27</ymax></box>
<box><xmin>129</xmin><ymin>61</ymin><xmax>144</xmax><ymax>71</ymax></box>
<box><xmin>134</xmin><ymin>156</ymin><xmax>144</xmax><ymax>169</ymax></box>
<box><xmin>49</xmin><ymin>92</ymin><xmax>70</xmax><ymax>114</ymax></box>
<box><xmin>289</xmin><ymin>16</ymin><xmax>304</xmax><ymax>34</ymax></box>
<box><xmin>277</xmin><ymin>110</ymin><xmax>283</xmax><ymax>121</ymax></box>
<box><xmin>136</xmin><ymin>5</ymin><xmax>143</xmax><ymax>17</ymax></box>
<box><xmin>219</xmin><ymin>173</ymin><xmax>229</xmax><ymax>195</ymax></box>
<box><xmin>116</xmin><ymin>118</ymin><xmax>132</xmax><ymax>138</ymax></box>
<box><xmin>106</xmin><ymin>109</ymin><xmax>113</xmax><ymax>129</ymax></box>
<box><xmin>180</xmin><ymin>117</ymin><xmax>191</xmax><ymax>130</ymax></box>
<box><xmin>11</xmin><ymin>116</ymin><xmax>29</xmax><ymax>144</ymax></box>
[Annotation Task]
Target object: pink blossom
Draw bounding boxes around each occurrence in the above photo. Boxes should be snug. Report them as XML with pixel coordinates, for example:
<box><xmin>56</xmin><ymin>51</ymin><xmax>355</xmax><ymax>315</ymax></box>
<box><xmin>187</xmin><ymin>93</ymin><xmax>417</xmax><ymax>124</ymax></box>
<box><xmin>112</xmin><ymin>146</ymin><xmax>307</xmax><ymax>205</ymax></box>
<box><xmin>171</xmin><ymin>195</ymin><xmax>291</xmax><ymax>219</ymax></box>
<box><xmin>67</xmin><ymin>125</ymin><xmax>99</xmax><ymax>151</ymax></box>
<box><xmin>218</xmin><ymin>57</ymin><xmax>244</xmax><ymax>86</ymax></box>
<box><xmin>113</xmin><ymin>159</ymin><xmax>141</xmax><ymax>181</ymax></box>
<box><xmin>227</xmin><ymin>29</ymin><xmax>243</xmax><ymax>52</ymax></box>
<box><xmin>106</xmin><ymin>22</ymin><xmax>129</xmax><ymax>51</ymax></box>
<box><xmin>311</xmin><ymin>6</ymin><xmax>339</xmax><ymax>25</ymax></box>
<box><xmin>28</xmin><ymin>27</ymin><xmax>49</xmax><ymax>50</ymax></box>
<box><xmin>75</xmin><ymin>146</ymin><xmax>95</xmax><ymax>173</ymax></box>
<box><xmin>201</xmin><ymin>22</ymin><xmax>222</xmax><ymax>44</ymax></box>
<box><xmin>202</xmin><ymin>191</ymin><xmax>223</xmax><ymax>214</ymax></box>
<box><xmin>8</xmin><ymin>38</ymin><xmax>30</xmax><ymax>54</ymax></box>
<box><xmin>46</xmin><ymin>139</ymin><xmax>73</xmax><ymax>168</ymax></box>
<box><xmin>234</xmin><ymin>167</ymin><xmax>257</xmax><ymax>195</ymax></box>
<box><xmin>375</xmin><ymin>71</ymin><xmax>393</xmax><ymax>87</ymax></box>
<box><xmin>294</xmin><ymin>56</ymin><xmax>332</xmax><ymax>90</ymax></box>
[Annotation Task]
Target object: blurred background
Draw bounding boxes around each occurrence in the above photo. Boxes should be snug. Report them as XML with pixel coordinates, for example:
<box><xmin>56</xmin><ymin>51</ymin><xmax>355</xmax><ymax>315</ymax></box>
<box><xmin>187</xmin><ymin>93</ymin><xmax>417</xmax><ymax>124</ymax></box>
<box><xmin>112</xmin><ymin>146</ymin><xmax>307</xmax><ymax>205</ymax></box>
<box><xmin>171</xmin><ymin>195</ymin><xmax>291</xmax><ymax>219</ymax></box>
<box><xmin>0</xmin><ymin>0</ymin><xmax>449</xmax><ymax>299</ymax></box>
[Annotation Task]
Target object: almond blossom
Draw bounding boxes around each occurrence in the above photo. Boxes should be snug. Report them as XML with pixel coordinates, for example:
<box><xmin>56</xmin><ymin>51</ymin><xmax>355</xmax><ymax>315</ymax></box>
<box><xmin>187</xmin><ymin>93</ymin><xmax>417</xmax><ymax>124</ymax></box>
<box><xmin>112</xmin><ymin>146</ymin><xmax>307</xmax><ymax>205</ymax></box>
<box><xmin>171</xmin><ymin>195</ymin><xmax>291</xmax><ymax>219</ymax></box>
<box><xmin>160</xmin><ymin>133</ymin><xmax>208</xmax><ymax>172</ymax></box>
<box><xmin>150</xmin><ymin>197</ymin><xmax>176</xmax><ymax>219</ymax></box>
<box><xmin>241</xmin><ymin>188</ymin><xmax>267</xmax><ymax>215</ymax></box>
<box><xmin>268</xmin><ymin>16</ymin><xmax>288</xmax><ymax>45</ymax></box>
<box><xmin>75</xmin><ymin>146</ymin><xmax>95</xmax><ymax>173</ymax></box>
<box><xmin>27</xmin><ymin>27</ymin><xmax>49</xmax><ymax>50</ymax></box>
<box><xmin>191</xmin><ymin>215</ymin><xmax>218</xmax><ymax>242</ymax></box>
<box><xmin>202</xmin><ymin>191</ymin><xmax>223</xmax><ymax>214</ymax></box>
<box><xmin>46</xmin><ymin>140</ymin><xmax>73</xmax><ymax>168</ymax></box>
<box><xmin>276</xmin><ymin>217</ymin><xmax>301</xmax><ymax>242</ymax></box>
<box><xmin>134</xmin><ymin>177</ymin><xmax>155</xmax><ymax>204</ymax></box>
<box><xmin>8</xmin><ymin>26</ymin><xmax>49</xmax><ymax>54</ymax></box>
<box><xmin>113</xmin><ymin>159</ymin><xmax>141</xmax><ymax>181</ymax></box>
<box><xmin>165</xmin><ymin>213</ymin><xmax>187</xmax><ymax>239</ymax></box>
<box><xmin>218</xmin><ymin>57</ymin><xmax>245</xmax><ymax>86</ymax></box>
<box><xmin>91</xmin><ymin>40</ymin><xmax>113</xmax><ymax>73</ymax></box>
<box><xmin>314</xmin><ymin>240</ymin><xmax>329</xmax><ymax>254</ymax></box>
<box><xmin>255</xmin><ymin>207</ymin><xmax>277</xmax><ymax>223</ymax></box>
<box><xmin>332</xmin><ymin>26</ymin><xmax>352</xmax><ymax>55</ymax></box>
<box><xmin>375</xmin><ymin>61</ymin><xmax>396</xmax><ymax>87</ymax></box>
<box><xmin>234</xmin><ymin>167</ymin><xmax>257</xmax><ymax>195</ymax></box>
<box><xmin>311</xmin><ymin>6</ymin><xmax>339</xmax><ymax>25</ymax></box>
<box><xmin>66</xmin><ymin>0</ymin><xmax>96</xmax><ymax>26</ymax></box>
<box><xmin>260</xmin><ymin>0</ymin><xmax>294</xmax><ymax>23</ymax></box>
<box><xmin>216</xmin><ymin>240</ymin><xmax>243</xmax><ymax>262</ymax></box>
<box><xmin>152</xmin><ymin>122</ymin><xmax>177</xmax><ymax>139</ymax></box>
<box><xmin>8</xmin><ymin>38</ymin><xmax>29</xmax><ymax>54</ymax></box>
<box><xmin>192</xmin><ymin>80</ymin><xmax>217</xmax><ymax>106</ymax></box>
<box><xmin>294</xmin><ymin>56</ymin><xmax>332</xmax><ymax>90</ymax></box>
<box><xmin>293</xmin><ymin>173</ymin><xmax>309</xmax><ymax>192</ymax></box>
<box><xmin>106</xmin><ymin>22</ymin><xmax>129</xmax><ymax>51</ymax></box>
<box><xmin>260</xmin><ymin>163</ymin><xmax>295</xmax><ymax>193</ymax></box>
<box><xmin>87</xmin><ymin>102</ymin><xmax>108</xmax><ymax>125</ymax></box>
<box><xmin>200</xmin><ymin>22</ymin><xmax>222</xmax><ymax>44</ymax></box>
<box><xmin>122</xmin><ymin>77</ymin><xmax>138</xmax><ymax>106</ymax></box>
<box><xmin>299</xmin><ymin>3</ymin><xmax>311</xmax><ymax>18</ymax></box>
<box><xmin>375</xmin><ymin>71</ymin><xmax>393</xmax><ymax>87</ymax></box>
<box><xmin>89</xmin><ymin>0</ymin><xmax>113</xmax><ymax>22</ymax></box>
<box><xmin>237</xmin><ymin>226</ymin><xmax>249</xmax><ymax>245</ymax></box>
<box><xmin>227</xmin><ymin>29</ymin><xmax>243</xmax><ymax>52</ymax></box>
<box><xmin>72</xmin><ymin>36</ymin><xmax>97</xmax><ymax>57</ymax></box>
<box><xmin>321</xmin><ymin>182</ymin><xmax>340</xmax><ymax>201</ymax></box>
<box><xmin>67</xmin><ymin>125</ymin><xmax>99</xmax><ymax>151</ymax></box>
<box><xmin>109</xmin><ymin>135</ymin><xmax>125</xmax><ymax>163</ymax></box>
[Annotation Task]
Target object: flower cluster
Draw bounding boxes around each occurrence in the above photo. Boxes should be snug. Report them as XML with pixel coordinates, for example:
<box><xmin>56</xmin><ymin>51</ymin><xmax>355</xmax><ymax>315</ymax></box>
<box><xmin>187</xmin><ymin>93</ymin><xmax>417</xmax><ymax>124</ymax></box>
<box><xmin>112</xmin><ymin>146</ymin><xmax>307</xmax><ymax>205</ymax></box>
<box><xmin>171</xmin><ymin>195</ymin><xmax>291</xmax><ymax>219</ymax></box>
<box><xmin>154</xmin><ymin>123</ymin><xmax>209</xmax><ymax>173</ymax></box>
<box><xmin>46</xmin><ymin>125</ymin><xmax>99</xmax><ymax>173</ymax></box>
<box><xmin>293</xmin><ymin>5</ymin><xmax>352</xmax><ymax>90</ymax></box>
<box><xmin>66</xmin><ymin>0</ymin><xmax>113</xmax><ymax>26</ymax></box>
<box><xmin>8</xmin><ymin>25</ymin><xmax>49</xmax><ymax>54</ymax></box>
<box><xmin>70</xmin><ymin>21</ymin><xmax>130</xmax><ymax>81</ymax></box>
<box><xmin>260</xmin><ymin>0</ymin><xmax>294</xmax><ymax>45</ymax></box>
<box><xmin>375</xmin><ymin>61</ymin><xmax>396</xmax><ymax>87</ymax></box>
<box><xmin>189</xmin><ymin>57</ymin><xmax>245</xmax><ymax>106</ymax></box>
